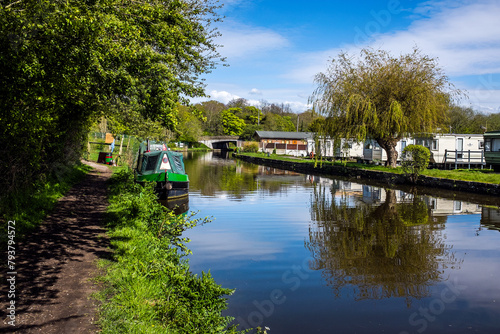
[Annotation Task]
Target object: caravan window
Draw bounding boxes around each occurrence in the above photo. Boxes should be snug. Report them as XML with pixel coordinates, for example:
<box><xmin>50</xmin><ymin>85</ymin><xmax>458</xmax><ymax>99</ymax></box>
<box><xmin>431</xmin><ymin>140</ymin><xmax>438</xmax><ymax>150</ymax></box>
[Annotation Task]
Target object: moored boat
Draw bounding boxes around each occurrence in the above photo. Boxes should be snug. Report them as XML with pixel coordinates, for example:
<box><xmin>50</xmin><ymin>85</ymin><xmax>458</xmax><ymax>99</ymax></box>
<box><xmin>135</xmin><ymin>141</ymin><xmax>189</xmax><ymax>200</ymax></box>
<box><xmin>484</xmin><ymin>131</ymin><xmax>500</xmax><ymax>172</ymax></box>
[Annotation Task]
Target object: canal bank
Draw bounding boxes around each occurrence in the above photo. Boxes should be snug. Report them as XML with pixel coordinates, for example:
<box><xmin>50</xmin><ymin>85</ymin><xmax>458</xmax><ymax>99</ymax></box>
<box><xmin>234</xmin><ymin>153</ymin><xmax>500</xmax><ymax>198</ymax></box>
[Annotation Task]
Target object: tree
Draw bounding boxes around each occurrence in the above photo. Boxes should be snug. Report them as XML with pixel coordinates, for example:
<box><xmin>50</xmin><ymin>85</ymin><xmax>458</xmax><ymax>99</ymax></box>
<box><xmin>311</xmin><ymin>48</ymin><xmax>458</xmax><ymax>167</ymax></box>
<box><xmin>221</xmin><ymin>109</ymin><xmax>245</xmax><ymax>136</ymax></box>
<box><xmin>401</xmin><ymin>145</ymin><xmax>431</xmax><ymax>183</ymax></box>
<box><xmin>196</xmin><ymin>100</ymin><xmax>226</xmax><ymax>135</ymax></box>
<box><xmin>0</xmin><ymin>0</ymin><xmax>223</xmax><ymax>195</ymax></box>
<box><xmin>176</xmin><ymin>105</ymin><xmax>204</xmax><ymax>143</ymax></box>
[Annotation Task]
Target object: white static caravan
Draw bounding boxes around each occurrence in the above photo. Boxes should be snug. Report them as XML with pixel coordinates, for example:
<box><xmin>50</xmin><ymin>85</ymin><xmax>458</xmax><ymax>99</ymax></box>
<box><xmin>335</xmin><ymin>139</ymin><xmax>364</xmax><ymax>160</ymax></box>
<box><xmin>362</xmin><ymin>138</ymin><xmax>414</xmax><ymax>164</ymax></box>
<box><xmin>306</xmin><ymin>137</ymin><xmax>364</xmax><ymax>159</ymax></box>
<box><xmin>414</xmin><ymin>134</ymin><xmax>484</xmax><ymax>167</ymax></box>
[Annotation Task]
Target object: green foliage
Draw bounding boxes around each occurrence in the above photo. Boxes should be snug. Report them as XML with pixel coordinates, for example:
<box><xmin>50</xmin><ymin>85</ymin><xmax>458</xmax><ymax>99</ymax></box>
<box><xmin>99</xmin><ymin>170</ymin><xmax>243</xmax><ymax>333</ymax></box>
<box><xmin>311</xmin><ymin>47</ymin><xmax>458</xmax><ymax>167</ymax></box>
<box><xmin>401</xmin><ymin>145</ymin><xmax>431</xmax><ymax>183</ymax></box>
<box><xmin>242</xmin><ymin>141</ymin><xmax>259</xmax><ymax>153</ymax></box>
<box><xmin>177</xmin><ymin>105</ymin><xmax>204</xmax><ymax>143</ymax></box>
<box><xmin>0</xmin><ymin>0</ymin><xmax>223</xmax><ymax>200</ymax></box>
<box><xmin>221</xmin><ymin>109</ymin><xmax>246</xmax><ymax>136</ymax></box>
<box><xmin>447</xmin><ymin>105</ymin><xmax>500</xmax><ymax>133</ymax></box>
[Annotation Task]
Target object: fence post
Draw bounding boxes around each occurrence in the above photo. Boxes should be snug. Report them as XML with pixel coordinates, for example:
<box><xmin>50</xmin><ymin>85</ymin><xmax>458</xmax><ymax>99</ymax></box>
<box><xmin>444</xmin><ymin>149</ymin><xmax>447</xmax><ymax>169</ymax></box>
<box><xmin>455</xmin><ymin>150</ymin><xmax>458</xmax><ymax>169</ymax></box>
<box><xmin>468</xmin><ymin>150</ymin><xmax>471</xmax><ymax>169</ymax></box>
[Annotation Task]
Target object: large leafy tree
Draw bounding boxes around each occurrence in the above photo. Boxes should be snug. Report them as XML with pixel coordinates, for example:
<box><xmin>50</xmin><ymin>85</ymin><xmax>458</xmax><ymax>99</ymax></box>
<box><xmin>311</xmin><ymin>48</ymin><xmax>458</xmax><ymax>167</ymax></box>
<box><xmin>0</xmin><ymin>0</ymin><xmax>223</xmax><ymax>194</ymax></box>
<box><xmin>220</xmin><ymin>108</ymin><xmax>245</xmax><ymax>136</ymax></box>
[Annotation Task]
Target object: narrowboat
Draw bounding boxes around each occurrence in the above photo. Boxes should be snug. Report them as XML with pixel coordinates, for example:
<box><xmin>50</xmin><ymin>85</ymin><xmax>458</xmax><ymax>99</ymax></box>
<box><xmin>135</xmin><ymin>141</ymin><xmax>189</xmax><ymax>200</ymax></box>
<box><xmin>484</xmin><ymin>131</ymin><xmax>500</xmax><ymax>172</ymax></box>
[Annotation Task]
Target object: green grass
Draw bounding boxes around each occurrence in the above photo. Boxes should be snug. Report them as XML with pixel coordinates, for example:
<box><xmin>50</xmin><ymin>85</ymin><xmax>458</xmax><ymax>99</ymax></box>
<box><xmin>237</xmin><ymin>152</ymin><xmax>500</xmax><ymax>184</ymax></box>
<box><xmin>0</xmin><ymin>162</ymin><xmax>92</xmax><ymax>243</ymax></box>
<box><xmin>96</xmin><ymin>170</ymin><xmax>245</xmax><ymax>334</ymax></box>
<box><xmin>421</xmin><ymin>168</ymin><xmax>499</xmax><ymax>184</ymax></box>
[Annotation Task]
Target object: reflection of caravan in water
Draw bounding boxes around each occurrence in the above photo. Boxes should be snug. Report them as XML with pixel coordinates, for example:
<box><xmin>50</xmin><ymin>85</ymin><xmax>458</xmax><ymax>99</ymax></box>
<box><xmin>481</xmin><ymin>207</ymin><xmax>500</xmax><ymax>232</ymax></box>
<box><xmin>426</xmin><ymin>197</ymin><xmax>481</xmax><ymax>216</ymax></box>
<box><xmin>359</xmin><ymin>186</ymin><xmax>481</xmax><ymax>216</ymax></box>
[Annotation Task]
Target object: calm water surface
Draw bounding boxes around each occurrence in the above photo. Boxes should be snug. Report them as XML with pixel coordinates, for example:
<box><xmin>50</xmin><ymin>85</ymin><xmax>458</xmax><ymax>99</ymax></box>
<box><xmin>182</xmin><ymin>152</ymin><xmax>500</xmax><ymax>334</ymax></box>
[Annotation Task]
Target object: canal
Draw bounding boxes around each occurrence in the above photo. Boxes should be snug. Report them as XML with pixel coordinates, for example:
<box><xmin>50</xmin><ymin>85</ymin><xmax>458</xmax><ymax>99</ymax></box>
<box><xmin>182</xmin><ymin>151</ymin><xmax>500</xmax><ymax>334</ymax></box>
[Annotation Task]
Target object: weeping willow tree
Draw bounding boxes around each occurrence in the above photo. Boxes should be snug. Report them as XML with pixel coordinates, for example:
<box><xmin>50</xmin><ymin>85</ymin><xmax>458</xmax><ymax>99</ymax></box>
<box><xmin>310</xmin><ymin>48</ymin><xmax>459</xmax><ymax>167</ymax></box>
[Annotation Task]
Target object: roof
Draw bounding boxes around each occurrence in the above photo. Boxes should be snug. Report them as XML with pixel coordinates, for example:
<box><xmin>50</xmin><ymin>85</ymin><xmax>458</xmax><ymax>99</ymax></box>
<box><xmin>254</xmin><ymin>131</ymin><xmax>314</xmax><ymax>140</ymax></box>
<box><xmin>484</xmin><ymin>131</ymin><xmax>500</xmax><ymax>137</ymax></box>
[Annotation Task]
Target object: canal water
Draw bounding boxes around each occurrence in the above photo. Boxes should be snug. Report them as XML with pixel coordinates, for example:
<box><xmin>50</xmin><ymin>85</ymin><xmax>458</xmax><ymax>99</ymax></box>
<box><xmin>182</xmin><ymin>151</ymin><xmax>500</xmax><ymax>334</ymax></box>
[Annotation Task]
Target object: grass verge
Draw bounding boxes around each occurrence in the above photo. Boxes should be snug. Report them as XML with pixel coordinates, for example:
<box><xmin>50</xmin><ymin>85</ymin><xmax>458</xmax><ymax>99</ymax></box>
<box><xmin>238</xmin><ymin>152</ymin><xmax>500</xmax><ymax>184</ymax></box>
<box><xmin>0</xmin><ymin>162</ymin><xmax>92</xmax><ymax>244</ymax></box>
<box><xmin>96</xmin><ymin>170</ymin><xmax>245</xmax><ymax>334</ymax></box>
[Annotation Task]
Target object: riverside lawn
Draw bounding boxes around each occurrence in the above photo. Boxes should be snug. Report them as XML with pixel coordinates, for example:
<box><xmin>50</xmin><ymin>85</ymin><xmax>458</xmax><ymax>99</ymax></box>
<box><xmin>238</xmin><ymin>153</ymin><xmax>500</xmax><ymax>185</ymax></box>
<box><xmin>96</xmin><ymin>170</ymin><xmax>245</xmax><ymax>334</ymax></box>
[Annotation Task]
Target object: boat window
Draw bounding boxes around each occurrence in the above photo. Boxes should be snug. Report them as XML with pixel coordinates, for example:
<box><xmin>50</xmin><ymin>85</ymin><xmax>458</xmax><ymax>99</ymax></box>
<box><xmin>485</xmin><ymin>139</ymin><xmax>491</xmax><ymax>151</ymax></box>
<box><xmin>493</xmin><ymin>138</ymin><xmax>500</xmax><ymax>152</ymax></box>
<box><xmin>144</xmin><ymin>154</ymin><xmax>159</xmax><ymax>171</ymax></box>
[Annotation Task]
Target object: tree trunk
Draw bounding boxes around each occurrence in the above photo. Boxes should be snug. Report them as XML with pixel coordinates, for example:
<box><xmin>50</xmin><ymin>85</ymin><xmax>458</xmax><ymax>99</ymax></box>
<box><xmin>377</xmin><ymin>138</ymin><xmax>399</xmax><ymax>168</ymax></box>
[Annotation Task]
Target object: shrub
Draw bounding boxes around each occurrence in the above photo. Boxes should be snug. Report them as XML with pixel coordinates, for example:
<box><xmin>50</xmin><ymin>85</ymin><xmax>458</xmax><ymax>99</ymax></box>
<box><xmin>242</xmin><ymin>141</ymin><xmax>259</xmax><ymax>153</ymax></box>
<box><xmin>401</xmin><ymin>144</ymin><xmax>430</xmax><ymax>183</ymax></box>
<box><xmin>99</xmin><ymin>170</ymin><xmax>242</xmax><ymax>333</ymax></box>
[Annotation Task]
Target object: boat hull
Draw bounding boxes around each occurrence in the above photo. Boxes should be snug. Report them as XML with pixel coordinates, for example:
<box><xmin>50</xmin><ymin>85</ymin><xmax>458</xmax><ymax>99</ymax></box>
<box><xmin>155</xmin><ymin>180</ymin><xmax>189</xmax><ymax>200</ymax></box>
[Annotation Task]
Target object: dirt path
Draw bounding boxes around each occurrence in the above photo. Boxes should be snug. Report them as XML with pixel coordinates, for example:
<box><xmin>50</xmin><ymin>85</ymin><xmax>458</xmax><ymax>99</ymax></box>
<box><xmin>1</xmin><ymin>161</ymin><xmax>111</xmax><ymax>333</ymax></box>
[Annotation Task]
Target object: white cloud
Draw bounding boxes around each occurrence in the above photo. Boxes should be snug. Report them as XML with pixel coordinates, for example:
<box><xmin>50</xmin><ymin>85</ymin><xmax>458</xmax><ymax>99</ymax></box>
<box><xmin>208</xmin><ymin>90</ymin><xmax>240</xmax><ymax>104</ymax></box>
<box><xmin>248</xmin><ymin>88</ymin><xmax>262</xmax><ymax>95</ymax></box>
<box><xmin>216</xmin><ymin>22</ymin><xmax>290</xmax><ymax>60</ymax></box>
<box><xmin>284</xmin><ymin>0</ymin><xmax>500</xmax><ymax>112</ymax></box>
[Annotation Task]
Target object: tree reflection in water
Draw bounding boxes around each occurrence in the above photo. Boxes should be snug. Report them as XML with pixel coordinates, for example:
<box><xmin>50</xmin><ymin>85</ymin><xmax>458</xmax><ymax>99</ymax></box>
<box><xmin>306</xmin><ymin>183</ymin><xmax>462</xmax><ymax>306</ymax></box>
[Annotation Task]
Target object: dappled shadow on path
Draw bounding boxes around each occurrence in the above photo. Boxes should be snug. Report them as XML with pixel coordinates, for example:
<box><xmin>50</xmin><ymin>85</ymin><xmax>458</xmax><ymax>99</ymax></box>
<box><xmin>1</xmin><ymin>162</ymin><xmax>112</xmax><ymax>334</ymax></box>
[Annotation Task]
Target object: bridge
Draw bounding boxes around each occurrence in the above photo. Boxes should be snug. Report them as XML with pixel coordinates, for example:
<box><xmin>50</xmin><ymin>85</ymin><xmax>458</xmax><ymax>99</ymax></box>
<box><xmin>199</xmin><ymin>136</ymin><xmax>241</xmax><ymax>150</ymax></box>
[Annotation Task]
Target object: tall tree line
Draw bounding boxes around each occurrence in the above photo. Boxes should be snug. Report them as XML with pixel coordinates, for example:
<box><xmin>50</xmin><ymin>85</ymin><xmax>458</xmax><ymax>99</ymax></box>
<box><xmin>181</xmin><ymin>98</ymin><xmax>322</xmax><ymax>142</ymax></box>
<box><xmin>0</xmin><ymin>0</ymin><xmax>223</xmax><ymax>197</ymax></box>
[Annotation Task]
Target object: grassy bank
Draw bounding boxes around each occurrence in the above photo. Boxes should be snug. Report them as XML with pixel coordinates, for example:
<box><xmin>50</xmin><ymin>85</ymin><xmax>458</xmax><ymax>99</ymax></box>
<box><xmin>239</xmin><ymin>152</ymin><xmax>500</xmax><ymax>184</ymax></box>
<box><xmin>96</xmin><ymin>170</ymin><xmax>243</xmax><ymax>334</ymax></box>
<box><xmin>0</xmin><ymin>162</ymin><xmax>92</xmax><ymax>242</ymax></box>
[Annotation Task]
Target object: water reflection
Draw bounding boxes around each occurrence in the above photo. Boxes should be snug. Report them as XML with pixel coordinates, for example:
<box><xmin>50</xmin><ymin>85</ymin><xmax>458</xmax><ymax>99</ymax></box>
<box><xmin>306</xmin><ymin>183</ymin><xmax>464</xmax><ymax>305</ymax></box>
<box><xmin>184</xmin><ymin>151</ymin><xmax>314</xmax><ymax>198</ymax></box>
<box><xmin>184</xmin><ymin>152</ymin><xmax>500</xmax><ymax>333</ymax></box>
<box><xmin>159</xmin><ymin>196</ymin><xmax>189</xmax><ymax>215</ymax></box>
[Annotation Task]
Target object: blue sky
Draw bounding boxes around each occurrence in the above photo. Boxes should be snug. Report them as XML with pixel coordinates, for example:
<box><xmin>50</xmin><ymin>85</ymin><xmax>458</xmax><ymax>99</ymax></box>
<box><xmin>194</xmin><ymin>0</ymin><xmax>500</xmax><ymax>114</ymax></box>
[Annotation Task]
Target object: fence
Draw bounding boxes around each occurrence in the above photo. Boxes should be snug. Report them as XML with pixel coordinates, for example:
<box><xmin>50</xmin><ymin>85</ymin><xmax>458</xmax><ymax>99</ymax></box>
<box><xmin>443</xmin><ymin>149</ymin><xmax>487</xmax><ymax>169</ymax></box>
<box><xmin>86</xmin><ymin>133</ymin><xmax>141</xmax><ymax>168</ymax></box>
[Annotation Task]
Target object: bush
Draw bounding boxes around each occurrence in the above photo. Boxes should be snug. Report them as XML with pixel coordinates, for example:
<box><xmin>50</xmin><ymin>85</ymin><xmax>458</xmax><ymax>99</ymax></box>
<box><xmin>401</xmin><ymin>145</ymin><xmax>430</xmax><ymax>183</ymax></box>
<box><xmin>242</xmin><ymin>141</ymin><xmax>259</xmax><ymax>153</ymax></box>
<box><xmin>98</xmin><ymin>170</ymin><xmax>242</xmax><ymax>333</ymax></box>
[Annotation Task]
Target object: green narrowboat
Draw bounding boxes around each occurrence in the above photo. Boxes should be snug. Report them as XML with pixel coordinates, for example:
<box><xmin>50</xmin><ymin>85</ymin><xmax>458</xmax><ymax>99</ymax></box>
<box><xmin>135</xmin><ymin>141</ymin><xmax>189</xmax><ymax>200</ymax></box>
<box><xmin>484</xmin><ymin>131</ymin><xmax>500</xmax><ymax>172</ymax></box>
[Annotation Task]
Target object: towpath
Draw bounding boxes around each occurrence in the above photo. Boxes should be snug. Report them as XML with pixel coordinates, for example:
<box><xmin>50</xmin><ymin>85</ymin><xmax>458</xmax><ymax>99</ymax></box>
<box><xmin>1</xmin><ymin>161</ymin><xmax>111</xmax><ymax>333</ymax></box>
